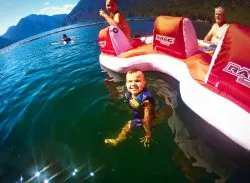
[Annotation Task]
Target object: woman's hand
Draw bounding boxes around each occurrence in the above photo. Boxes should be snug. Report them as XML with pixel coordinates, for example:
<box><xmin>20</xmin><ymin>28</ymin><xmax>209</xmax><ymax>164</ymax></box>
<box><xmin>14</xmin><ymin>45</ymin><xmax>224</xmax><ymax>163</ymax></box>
<box><xmin>99</xmin><ymin>9</ymin><xmax>107</xmax><ymax>18</ymax></box>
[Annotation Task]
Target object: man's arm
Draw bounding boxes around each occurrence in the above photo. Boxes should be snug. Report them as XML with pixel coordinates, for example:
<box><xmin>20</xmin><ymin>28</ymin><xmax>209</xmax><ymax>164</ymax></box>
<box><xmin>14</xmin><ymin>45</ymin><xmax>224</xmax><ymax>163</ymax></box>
<box><xmin>204</xmin><ymin>25</ymin><xmax>215</xmax><ymax>42</ymax></box>
<box><xmin>204</xmin><ymin>29</ymin><xmax>213</xmax><ymax>42</ymax></box>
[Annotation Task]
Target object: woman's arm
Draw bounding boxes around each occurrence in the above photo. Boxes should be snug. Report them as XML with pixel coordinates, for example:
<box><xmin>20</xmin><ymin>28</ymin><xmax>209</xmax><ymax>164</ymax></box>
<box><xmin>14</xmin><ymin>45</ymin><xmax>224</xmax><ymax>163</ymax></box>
<box><xmin>99</xmin><ymin>9</ymin><xmax>118</xmax><ymax>26</ymax></box>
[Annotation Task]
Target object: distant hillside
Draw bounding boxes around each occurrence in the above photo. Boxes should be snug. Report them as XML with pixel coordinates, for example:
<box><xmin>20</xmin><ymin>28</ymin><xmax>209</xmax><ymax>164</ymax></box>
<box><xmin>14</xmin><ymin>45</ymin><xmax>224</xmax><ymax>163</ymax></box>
<box><xmin>62</xmin><ymin>0</ymin><xmax>104</xmax><ymax>26</ymax></box>
<box><xmin>2</xmin><ymin>14</ymin><xmax>67</xmax><ymax>42</ymax></box>
<box><xmin>0</xmin><ymin>37</ymin><xmax>12</xmax><ymax>49</ymax></box>
<box><xmin>63</xmin><ymin>0</ymin><xmax>250</xmax><ymax>26</ymax></box>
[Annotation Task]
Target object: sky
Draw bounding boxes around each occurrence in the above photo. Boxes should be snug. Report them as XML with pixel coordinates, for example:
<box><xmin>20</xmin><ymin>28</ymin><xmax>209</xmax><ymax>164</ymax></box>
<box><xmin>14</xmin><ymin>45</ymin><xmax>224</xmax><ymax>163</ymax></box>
<box><xmin>0</xmin><ymin>0</ymin><xmax>80</xmax><ymax>35</ymax></box>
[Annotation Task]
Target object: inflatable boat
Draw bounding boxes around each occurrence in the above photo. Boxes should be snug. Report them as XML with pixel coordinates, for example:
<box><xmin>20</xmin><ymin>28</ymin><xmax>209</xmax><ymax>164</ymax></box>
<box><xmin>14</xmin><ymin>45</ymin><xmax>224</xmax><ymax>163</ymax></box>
<box><xmin>98</xmin><ymin>16</ymin><xmax>250</xmax><ymax>151</ymax></box>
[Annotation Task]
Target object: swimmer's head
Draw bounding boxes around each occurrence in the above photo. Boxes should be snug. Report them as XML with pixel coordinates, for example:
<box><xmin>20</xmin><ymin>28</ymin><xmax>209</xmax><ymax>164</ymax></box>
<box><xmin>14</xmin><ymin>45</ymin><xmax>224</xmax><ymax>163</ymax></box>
<box><xmin>126</xmin><ymin>68</ymin><xmax>146</xmax><ymax>97</ymax></box>
<box><xmin>214</xmin><ymin>6</ymin><xmax>225</xmax><ymax>25</ymax></box>
<box><xmin>106</xmin><ymin>0</ymin><xmax>118</xmax><ymax>14</ymax></box>
<box><xmin>62</xmin><ymin>34</ymin><xmax>67</xmax><ymax>38</ymax></box>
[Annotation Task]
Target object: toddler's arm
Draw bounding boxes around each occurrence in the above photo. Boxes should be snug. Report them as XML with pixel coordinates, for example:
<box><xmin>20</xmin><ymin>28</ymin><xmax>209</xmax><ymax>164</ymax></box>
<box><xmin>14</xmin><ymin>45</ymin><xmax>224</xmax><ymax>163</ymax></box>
<box><xmin>140</xmin><ymin>100</ymin><xmax>154</xmax><ymax>147</ymax></box>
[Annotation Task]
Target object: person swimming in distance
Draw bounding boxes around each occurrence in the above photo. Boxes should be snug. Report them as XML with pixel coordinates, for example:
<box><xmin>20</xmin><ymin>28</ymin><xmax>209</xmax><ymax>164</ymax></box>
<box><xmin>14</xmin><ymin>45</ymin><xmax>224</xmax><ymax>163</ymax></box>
<box><xmin>62</xmin><ymin>34</ymin><xmax>72</xmax><ymax>44</ymax></box>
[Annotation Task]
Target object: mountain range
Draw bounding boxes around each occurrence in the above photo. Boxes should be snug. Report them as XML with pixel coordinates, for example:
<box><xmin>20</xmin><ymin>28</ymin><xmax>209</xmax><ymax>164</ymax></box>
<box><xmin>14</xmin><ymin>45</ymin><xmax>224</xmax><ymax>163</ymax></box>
<box><xmin>0</xmin><ymin>14</ymin><xmax>66</xmax><ymax>49</ymax></box>
<box><xmin>63</xmin><ymin>0</ymin><xmax>250</xmax><ymax>26</ymax></box>
<box><xmin>62</xmin><ymin>0</ymin><xmax>104</xmax><ymax>26</ymax></box>
<box><xmin>0</xmin><ymin>37</ymin><xmax>12</xmax><ymax>49</ymax></box>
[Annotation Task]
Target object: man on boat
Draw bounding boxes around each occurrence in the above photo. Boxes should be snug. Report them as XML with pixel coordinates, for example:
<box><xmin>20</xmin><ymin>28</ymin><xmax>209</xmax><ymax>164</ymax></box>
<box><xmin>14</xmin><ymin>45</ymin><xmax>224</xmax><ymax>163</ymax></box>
<box><xmin>204</xmin><ymin>6</ymin><xmax>228</xmax><ymax>45</ymax></box>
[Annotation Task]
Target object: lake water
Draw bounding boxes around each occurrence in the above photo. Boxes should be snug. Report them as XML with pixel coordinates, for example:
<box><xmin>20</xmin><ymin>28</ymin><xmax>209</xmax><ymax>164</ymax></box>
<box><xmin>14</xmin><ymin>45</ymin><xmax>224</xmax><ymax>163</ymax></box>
<box><xmin>0</xmin><ymin>19</ymin><xmax>249</xmax><ymax>183</ymax></box>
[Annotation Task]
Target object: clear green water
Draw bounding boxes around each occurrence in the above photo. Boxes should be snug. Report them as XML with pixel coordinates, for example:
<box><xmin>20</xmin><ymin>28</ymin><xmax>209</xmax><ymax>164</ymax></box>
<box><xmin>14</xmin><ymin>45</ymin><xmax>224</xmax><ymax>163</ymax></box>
<box><xmin>0</xmin><ymin>20</ymin><xmax>249</xmax><ymax>183</ymax></box>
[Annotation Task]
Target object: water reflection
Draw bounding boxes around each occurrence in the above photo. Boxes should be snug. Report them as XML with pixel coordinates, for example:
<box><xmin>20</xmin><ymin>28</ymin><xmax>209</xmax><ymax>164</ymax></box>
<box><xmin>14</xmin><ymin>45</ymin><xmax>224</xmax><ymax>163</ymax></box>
<box><xmin>102</xmin><ymin>67</ymin><xmax>244</xmax><ymax>182</ymax></box>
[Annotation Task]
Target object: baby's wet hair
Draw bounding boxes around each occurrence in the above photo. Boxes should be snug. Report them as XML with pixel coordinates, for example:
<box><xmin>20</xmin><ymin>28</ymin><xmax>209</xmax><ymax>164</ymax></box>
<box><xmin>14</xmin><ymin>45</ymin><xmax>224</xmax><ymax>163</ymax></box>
<box><xmin>127</xmin><ymin>68</ymin><xmax>143</xmax><ymax>74</ymax></box>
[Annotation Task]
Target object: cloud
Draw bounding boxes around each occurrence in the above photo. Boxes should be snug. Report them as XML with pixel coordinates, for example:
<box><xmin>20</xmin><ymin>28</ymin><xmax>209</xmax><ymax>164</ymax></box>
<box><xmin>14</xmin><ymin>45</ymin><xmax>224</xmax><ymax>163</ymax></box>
<box><xmin>38</xmin><ymin>4</ymin><xmax>76</xmax><ymax>15</ymax></box>
<box><xmin>44</xmin><ymin>2</ymin><xmax>50</xmax><ymax>5</ymax></box>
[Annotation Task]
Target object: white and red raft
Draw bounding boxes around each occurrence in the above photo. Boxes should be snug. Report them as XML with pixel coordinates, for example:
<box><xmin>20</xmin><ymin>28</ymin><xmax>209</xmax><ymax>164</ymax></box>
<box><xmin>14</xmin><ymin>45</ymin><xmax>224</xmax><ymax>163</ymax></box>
<box><xmin>98</xmin><ymin>16</ymin><xmax>250</xmax><ymax>152</ymax></box>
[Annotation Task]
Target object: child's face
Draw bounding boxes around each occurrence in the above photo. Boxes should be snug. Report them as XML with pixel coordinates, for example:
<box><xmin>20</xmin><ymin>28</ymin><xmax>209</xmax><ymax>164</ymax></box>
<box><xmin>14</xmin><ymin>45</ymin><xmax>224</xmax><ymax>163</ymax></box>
<box><xmin>126</xmin><ymin>71</ymin><xmax>146</xmax><ymax>96</ymax></box>
<box><xmin>106</xmin><ymin>0</ymin><xmax>118</xmax><ymax>14</ymax></box>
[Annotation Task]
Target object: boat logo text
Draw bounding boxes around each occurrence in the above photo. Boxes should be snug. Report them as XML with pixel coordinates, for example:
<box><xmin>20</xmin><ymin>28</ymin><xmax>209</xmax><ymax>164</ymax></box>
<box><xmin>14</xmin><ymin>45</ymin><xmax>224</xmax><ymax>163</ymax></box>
<box><xmin>99</xmin><ymin>41</ymin><xmax>106</xmax><ymax>47</ymax></box>
<box><xmin>223</xmin><ymin>62</ymin><xmax>250</xmax><ymax>88</ymax></box>
<box><xmin>155</xmin><ymin>34</ymin><xmax>175</xmax><ymax>46</ymax></box>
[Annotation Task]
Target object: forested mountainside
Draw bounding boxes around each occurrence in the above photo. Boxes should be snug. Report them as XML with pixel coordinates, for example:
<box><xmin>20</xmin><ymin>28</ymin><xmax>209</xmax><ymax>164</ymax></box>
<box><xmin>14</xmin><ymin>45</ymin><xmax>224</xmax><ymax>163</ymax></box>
<box><xmin>0</xmin><ymin>37</ymin><xmax>12</xmax><ymax>49</ymax></box>
<box><xmin>2</xmin><ymin>14</ymin><xmax>67</xmax><ymax>42</ymax></box>
<box><xmin>63</xmin><ymin>0</ymin><xmax>250</xmax><ymax>26</ymax></box>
